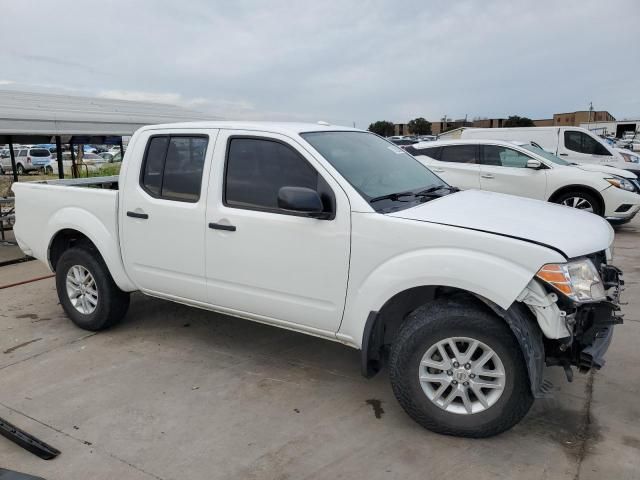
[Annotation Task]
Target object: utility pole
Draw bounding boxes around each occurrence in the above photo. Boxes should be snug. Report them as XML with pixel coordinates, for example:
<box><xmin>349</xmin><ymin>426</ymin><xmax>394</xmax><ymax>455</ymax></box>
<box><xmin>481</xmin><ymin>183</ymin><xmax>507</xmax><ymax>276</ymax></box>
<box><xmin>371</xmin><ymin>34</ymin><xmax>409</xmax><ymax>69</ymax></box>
<box><xmin>588</xmin><ymin>101</ymin><xmax>594</xmax><ymax>127</ymax></box>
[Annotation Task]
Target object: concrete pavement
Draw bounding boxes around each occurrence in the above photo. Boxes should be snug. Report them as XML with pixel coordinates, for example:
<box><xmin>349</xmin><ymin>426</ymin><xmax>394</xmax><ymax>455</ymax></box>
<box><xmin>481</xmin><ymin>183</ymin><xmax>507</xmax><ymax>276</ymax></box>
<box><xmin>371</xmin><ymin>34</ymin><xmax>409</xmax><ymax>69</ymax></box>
<box><xmin>0</xmin><ymin>220</ymin><xmax>638</xmax><ymax>479</ymax></box>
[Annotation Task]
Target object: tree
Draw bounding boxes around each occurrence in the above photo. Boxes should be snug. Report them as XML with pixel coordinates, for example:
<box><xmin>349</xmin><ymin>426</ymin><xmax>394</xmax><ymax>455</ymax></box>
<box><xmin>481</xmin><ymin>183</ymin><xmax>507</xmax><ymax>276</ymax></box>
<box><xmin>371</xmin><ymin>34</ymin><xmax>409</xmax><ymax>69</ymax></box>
<box><xmin>407</xmin><ymin>117</ymin><xmax>432</xmax><ymax>135</ymax></box>
<box><xmin>504</xmin><ymin>115</ymin><xmax>535</xmax><ymax>127</ymax></box>
<box><xmin>368</xmin><ymin>120</ymin><xmax>395</xmax><ymax>137</ymax></box>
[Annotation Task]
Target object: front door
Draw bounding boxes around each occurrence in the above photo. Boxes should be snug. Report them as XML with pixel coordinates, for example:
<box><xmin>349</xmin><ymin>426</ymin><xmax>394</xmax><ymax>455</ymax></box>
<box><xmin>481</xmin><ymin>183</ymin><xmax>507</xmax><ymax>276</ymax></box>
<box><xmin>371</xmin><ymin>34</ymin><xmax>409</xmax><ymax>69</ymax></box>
<box><xmin>205</xmin><ymin>131</ymin><xmax>351</xmax><ymax>334</ymax></box>
<box><xmin>120</xmin><ymin>129</ymin><xmax>217</xmax><ymax>303</ymax></box>
<box><xmin>478</xmin><ymin>144</ymin><xmax>547</xmax><ymax>200</ymax></box>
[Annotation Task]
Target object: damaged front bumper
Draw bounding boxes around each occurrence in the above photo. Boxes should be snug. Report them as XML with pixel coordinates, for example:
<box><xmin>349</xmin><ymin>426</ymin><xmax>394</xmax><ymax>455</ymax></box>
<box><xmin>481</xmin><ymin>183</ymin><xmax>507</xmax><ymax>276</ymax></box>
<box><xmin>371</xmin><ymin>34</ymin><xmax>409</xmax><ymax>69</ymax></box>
<box><xmin>548</xmin><ymin>264</ymin><xmax>624</xmax><ymax>373</ymax></box>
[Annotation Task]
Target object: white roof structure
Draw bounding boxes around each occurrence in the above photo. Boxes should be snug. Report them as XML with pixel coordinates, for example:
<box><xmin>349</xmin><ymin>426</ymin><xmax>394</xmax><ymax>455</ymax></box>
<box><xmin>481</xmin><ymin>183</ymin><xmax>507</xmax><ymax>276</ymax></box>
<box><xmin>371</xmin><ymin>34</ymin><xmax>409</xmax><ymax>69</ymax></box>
<box><xmin>136</xmin><ymin>121</ymin><xmax>358</xmax><ymax>136</ymax></box>
<box><xmin>0</xmin><ymin>90</ymin><xmax>215</xmax><ymax>142</ymax></box>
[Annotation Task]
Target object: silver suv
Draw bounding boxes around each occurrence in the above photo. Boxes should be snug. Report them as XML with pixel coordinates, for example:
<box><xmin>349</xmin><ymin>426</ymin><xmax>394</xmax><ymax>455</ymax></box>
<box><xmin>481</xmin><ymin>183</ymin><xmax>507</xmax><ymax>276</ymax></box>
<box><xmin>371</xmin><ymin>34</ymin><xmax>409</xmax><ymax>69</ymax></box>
<box><xmin>0</xmin><ymin>147</ymin><xmax>53</xmax><ymax>175</ymax></box>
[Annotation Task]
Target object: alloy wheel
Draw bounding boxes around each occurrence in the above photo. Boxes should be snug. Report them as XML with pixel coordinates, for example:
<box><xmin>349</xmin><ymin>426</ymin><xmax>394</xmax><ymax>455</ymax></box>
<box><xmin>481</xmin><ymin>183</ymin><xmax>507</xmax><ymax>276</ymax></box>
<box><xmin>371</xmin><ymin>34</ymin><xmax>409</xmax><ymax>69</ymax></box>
<box><xmin>419</xmin><ymin>337</ymin><xmax>506</xmax><ymax>415</ymax></box>
<box><xmin>560</xmin><ymin>196</ymin><xmax>594</xmax><ymax>212</ymax></box>
<box><xmin>66</xmin><ymin>265</ymin><xmax>99</xmax><ymax>315</ymax></box>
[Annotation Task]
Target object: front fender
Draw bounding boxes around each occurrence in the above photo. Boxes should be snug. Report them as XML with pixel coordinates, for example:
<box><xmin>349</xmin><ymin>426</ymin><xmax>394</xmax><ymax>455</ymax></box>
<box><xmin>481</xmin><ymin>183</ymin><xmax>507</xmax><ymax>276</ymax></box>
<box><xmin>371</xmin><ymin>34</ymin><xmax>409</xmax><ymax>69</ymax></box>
<box><xmin>46</xmin><ymin>207</ymin><xmax>136</xmax><ymax>291</ymax></box>
<box><xmin>339</xmin><ymin>247</ymin><xmax>550</xmax><ymax>348</ymax></box>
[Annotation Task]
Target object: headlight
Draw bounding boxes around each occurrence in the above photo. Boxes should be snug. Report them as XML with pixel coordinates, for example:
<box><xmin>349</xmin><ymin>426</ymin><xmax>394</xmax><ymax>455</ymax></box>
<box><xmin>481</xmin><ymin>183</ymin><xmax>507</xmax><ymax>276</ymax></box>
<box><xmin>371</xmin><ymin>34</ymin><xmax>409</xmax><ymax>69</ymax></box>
<box><xmin>536</xmin><ymin>259</ymin><xmax>606</xmax><ymax>302</ymax></box>
<box><xmin>619</xmin><ymin>151</ymin><xmax>640</xmax><ymax>163</ymax></box>
<box><xmin>605</xmin><ymin>176</ymin><xmax>636</xmax><ymax>192</ymax></box>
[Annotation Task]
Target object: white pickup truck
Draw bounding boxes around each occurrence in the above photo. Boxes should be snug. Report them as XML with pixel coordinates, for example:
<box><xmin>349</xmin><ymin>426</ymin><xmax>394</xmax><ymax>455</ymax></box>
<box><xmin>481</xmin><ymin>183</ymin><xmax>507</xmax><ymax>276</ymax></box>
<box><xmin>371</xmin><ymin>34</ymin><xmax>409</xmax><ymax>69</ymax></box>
<box><xmin>13</xmin><ymin>122</ymin><xmax>624</xmax><ymax>437</ymax></box>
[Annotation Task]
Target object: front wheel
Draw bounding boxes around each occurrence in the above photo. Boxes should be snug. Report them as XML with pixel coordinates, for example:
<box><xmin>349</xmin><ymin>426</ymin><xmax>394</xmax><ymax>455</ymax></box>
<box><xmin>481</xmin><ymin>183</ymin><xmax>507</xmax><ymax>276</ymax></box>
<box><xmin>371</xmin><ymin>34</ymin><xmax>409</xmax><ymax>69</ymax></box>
<box><xmin>553</xmin><ymin>190</ymin><xmax>602</xmax><ymax>216</ymax></box>
<box><xmin>55</xmin><ymin>246</ymin><xmax>130</xmax><ymax>331</ymax></box>
<box><xmin>45</xmin><ymin>166</ymin><xmax>53</xmax><ymax>175</ymax></box>
<box><xmin>389</xmin><ymin>298</ymin><xmax>533</xmax><ymax>438</ymax></box>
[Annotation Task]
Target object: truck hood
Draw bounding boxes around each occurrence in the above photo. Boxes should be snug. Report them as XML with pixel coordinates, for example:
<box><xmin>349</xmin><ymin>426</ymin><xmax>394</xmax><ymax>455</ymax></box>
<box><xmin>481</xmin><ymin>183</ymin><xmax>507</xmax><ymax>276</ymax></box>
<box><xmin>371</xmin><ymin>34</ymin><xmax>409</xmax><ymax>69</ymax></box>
<box><xmin>388</xmin><ymin>189</ymin><xmax>614</xmax><ymax>259</ymax></box>
<box><xmin>572</xmin><ymin>163</ymin><xmax>637</xmax><ymax>179</ymax></box>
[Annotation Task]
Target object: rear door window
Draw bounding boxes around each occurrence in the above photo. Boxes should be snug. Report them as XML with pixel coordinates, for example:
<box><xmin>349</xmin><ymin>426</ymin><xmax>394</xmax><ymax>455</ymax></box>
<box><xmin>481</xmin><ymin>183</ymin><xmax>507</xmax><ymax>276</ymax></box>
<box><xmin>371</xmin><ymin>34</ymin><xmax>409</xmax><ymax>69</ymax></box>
<box><xmin>439</xmin><ymin>145</ymin><xmax>477</xmax><ymax>163</ymax></box>
<box><xmin>481</xmin><ymin>145</ymin><xmax>532</xmax><ymax>168</ymax></box>
<box><xmin>140</xmin><ymin>135</ymin><xmax>208</xmax><ymax>202</ymax></box>
<box><xmin>30</xmin><ymin>149</ymin><xmax>50</xmax><ymax>157</ymax></box>
<box><xmin>408</xmin><ymin>146</ymin><xmax>441</xmax><ymax>159</ymax></box>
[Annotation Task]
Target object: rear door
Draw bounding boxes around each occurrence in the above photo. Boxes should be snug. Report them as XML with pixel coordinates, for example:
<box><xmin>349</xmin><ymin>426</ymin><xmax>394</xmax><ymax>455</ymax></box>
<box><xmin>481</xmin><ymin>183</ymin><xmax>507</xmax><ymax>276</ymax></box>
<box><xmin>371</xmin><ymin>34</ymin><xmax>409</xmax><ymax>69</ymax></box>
<box><xmin>120</xmin><ymin>129</ymin><xmax>217</xmax><ymax>303</ymax></box>
<box><xmin>426</xmin><ymin>144</ymin><xmax>481</xmax><ymax>189</ymax></box>
<box><xmin>478</xmin><ymin>144</ymin><xmax>547</xmax><ymax>200</ymax></box>
<box><xmin>204</xmin><ymin>130</ymin><xmax>351</xmax><ymax>334</ymax></box>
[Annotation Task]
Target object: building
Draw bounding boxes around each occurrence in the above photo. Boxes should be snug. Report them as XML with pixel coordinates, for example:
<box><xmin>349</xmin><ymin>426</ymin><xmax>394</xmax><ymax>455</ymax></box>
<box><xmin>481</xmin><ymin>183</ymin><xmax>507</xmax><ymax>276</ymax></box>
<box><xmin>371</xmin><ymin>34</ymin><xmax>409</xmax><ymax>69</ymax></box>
<box><xmin>393</xmin><ymin>110</ymin><xmax>620</xmax><ymax>137</ymax></box>
<box><xmin>579</xmin><ymin>120</ymin><xmax>639</xmax><ymax>137</ymax></box>
<box><xmin>430</xmin><ymin>119</ymin><xmax>473</xmax><ymax>136</ymax></box>
<box><xmin>533</xmin><ymin>118</ymin><xmax>554</xmax><ymax>127</ymax></box>
<box><xmin>472</xmin><ymin>118</ymin><xmax>505</xmax><ymax>129</ymax></box>
<box><xmin>394</xmin><ymin>123</ymin><xmax>411</xmax><ymax>136</ymax></box>
<box><xmin>553</xmin><ymin>110</ymin><xmax>615</xmax><ymax>126</ymax></box>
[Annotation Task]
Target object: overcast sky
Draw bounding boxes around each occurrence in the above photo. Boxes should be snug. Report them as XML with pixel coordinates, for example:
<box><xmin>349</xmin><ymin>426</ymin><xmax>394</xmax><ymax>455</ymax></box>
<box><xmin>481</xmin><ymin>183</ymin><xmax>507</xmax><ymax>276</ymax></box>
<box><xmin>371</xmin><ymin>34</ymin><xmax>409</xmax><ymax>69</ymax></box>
<box><xmin>1</xmin><ymin>0</ymin><xmax>638</xmax><ymax>127</ymax></box>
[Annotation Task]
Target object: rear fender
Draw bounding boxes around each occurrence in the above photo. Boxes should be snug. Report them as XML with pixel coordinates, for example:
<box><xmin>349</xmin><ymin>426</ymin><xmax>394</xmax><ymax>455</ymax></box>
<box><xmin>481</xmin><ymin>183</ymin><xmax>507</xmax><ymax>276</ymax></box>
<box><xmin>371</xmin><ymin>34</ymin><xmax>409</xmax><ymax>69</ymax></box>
<box><xmin>46</xmin><ymin>207</ymin><xmax>135</xmax><ymax>291</ymax></box>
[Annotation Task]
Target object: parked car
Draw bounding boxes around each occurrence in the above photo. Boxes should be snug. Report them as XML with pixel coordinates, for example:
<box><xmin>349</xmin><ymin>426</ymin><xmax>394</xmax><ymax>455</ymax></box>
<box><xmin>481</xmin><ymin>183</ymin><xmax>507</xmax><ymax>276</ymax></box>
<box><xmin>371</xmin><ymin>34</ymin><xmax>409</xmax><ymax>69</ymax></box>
<box><xmin>459</xmin><ymin>127</ymin><xmax>640</xmax><ymax>178</ymax></box>
<box><xmin>0</xmin><ymin>147</ymin><xmax>53</xmax><ymax>175</ymax></box>
<box><xmin>13</xmin><ymin>122</ymin><xmax>623</xmax><ymax>438</ymax></box>
<box><xmin>615</xmin><ymin>147</ymin><xmax>640</xmax><ymax>165</ymax></box>
<box><xmin>407</xmin><ymin>139</ymin><xmax>640</xmax><ymax>224</ymax></box>
<box><xmin>390</xmin><ymin>138</ymin><xmax>419</xmax><ymax>147</ymax></box>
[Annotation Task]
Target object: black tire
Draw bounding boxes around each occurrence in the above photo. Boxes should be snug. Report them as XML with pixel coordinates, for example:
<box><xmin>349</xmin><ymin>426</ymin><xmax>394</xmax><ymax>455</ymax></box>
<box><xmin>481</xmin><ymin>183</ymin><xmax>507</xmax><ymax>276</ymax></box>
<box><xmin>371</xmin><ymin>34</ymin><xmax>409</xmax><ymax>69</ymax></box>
<box><xmin>45</xmin><ymin>166</ymin><xmax>53</xmax><ymax>175</ymax></box>
<box><xmin>55</xmin><ymin>245</ymin><xmax>130</xmax><ymax>331</ymax></box>
<box><xmin>553</xmin><ymin>190</ymin><xmax>603</xmax><ymax>216</ymax></box>
<box><xmin>16</xmin><ymin>164</ymin><xmax>25</xmax><ymax>176</ymax></box>
<box><xmin>389</xmin><ymin>298</ymin><xmax>533</xmax><ymax>438</ymax></box>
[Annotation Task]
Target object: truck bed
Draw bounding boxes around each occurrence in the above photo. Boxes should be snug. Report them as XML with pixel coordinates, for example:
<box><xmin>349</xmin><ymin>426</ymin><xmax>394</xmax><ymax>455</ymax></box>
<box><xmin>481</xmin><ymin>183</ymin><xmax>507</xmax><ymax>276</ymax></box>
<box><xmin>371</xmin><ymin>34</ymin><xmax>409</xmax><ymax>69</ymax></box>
<box><xmin>11</xmin><ymin>177</ymin><xmax>122</xmax><ymax>271</ymax></box>
<box><xmin>32</xmin><ymin>175</ymin><xmax>119</xmax><ymax>189</ymax></box>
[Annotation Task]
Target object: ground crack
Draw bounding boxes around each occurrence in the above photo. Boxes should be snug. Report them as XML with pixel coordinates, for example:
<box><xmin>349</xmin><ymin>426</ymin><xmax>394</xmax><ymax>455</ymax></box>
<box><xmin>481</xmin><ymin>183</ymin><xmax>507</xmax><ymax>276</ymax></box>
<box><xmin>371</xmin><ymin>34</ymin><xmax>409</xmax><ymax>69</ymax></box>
<box><xmin>573</xmin><ymin>370</ymin><xmax>595</xmax><ymax>480</ymax></box>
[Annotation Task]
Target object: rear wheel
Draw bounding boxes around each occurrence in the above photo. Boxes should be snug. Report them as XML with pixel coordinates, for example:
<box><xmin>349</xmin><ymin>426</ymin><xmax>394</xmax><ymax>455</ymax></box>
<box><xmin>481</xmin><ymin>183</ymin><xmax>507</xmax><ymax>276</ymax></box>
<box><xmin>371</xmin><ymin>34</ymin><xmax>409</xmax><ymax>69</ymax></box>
<box><xmin>55</xmin><ymin>246</ymin><xmax>130</xmax><ymax>331</ymax></box>
<box><xmin>45</xmin><ymin>165</ymin><xmax>53</xmax><ymax>175</ymax></box>
<box><xmin>16</xmin><ymin>164</ymin><xmax>25</xmax><ymax>176</ymax></box>
<box><xmin>553</xmin><ymin>190</ymin><xmax>602</xmax><ymax>216</ymax></box>
<box><xmin>389</xmin><ymin>298</ymin><xmax>533</xmax><ymax>438</ymax></box>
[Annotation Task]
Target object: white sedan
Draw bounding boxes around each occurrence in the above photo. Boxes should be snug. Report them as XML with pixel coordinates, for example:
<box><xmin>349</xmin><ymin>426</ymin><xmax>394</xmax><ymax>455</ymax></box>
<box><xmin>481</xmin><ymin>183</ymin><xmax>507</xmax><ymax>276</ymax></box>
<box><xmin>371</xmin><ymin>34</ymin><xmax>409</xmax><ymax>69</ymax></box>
<box><xmin>408</xmin><ymin>139</ymin><xmax>640</xmax><ymax>224</ymax></box>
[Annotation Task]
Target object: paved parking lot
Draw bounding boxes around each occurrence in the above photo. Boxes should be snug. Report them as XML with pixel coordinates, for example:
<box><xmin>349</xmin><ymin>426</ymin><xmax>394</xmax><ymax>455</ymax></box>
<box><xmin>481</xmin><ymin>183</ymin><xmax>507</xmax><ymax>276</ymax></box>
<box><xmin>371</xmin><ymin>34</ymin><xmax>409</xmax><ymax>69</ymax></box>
<box><xmin>0</xmin><ymin>220</ymin><xmax>639</xmax><ymax>480</ymax></box>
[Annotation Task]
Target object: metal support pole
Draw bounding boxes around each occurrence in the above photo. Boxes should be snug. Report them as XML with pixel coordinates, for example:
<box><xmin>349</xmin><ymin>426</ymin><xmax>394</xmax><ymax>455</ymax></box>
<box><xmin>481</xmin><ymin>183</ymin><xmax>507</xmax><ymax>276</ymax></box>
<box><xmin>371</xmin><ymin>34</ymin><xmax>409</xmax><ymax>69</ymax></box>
<box><xmin>118</xmin><ymin>137</ymin><xmax>124</xmax><ymax>158</ymax></box>
<box><xmin>70</xmin><ymin>142</ymin><xmax>77</xmax><ymax>178</ymax></box>
<box><xmin>8</xmin><ymin>136</ymin><xmax>18</xmax><ymax>183</ymax></box>
<box><xmin>55</xmin><ymin>136</ymin><xmax>64</xmax><ymax>179</ymax></box>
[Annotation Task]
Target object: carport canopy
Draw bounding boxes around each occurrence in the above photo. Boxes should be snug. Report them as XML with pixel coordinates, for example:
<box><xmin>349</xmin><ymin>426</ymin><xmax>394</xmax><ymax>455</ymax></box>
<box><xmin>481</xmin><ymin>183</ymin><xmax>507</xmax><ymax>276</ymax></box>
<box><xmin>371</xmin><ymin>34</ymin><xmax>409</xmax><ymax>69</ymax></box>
<box><xmin>0</xmin><ymin>90</ymin><xmax>215</xmax><ymax>181</ymax></box>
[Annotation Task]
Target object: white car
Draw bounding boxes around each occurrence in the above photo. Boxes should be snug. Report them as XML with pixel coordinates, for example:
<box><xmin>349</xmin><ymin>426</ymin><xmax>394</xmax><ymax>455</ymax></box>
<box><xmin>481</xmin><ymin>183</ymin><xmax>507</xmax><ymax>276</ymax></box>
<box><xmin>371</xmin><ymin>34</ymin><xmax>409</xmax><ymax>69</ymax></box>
<box><xmin>13</xmin><ymin>122</ymin><xmax>624</xmax><ymax>437</ymax></box>
<box><xmin>407</xmin><ymin>139</ymin><xmax>640</xmax><ymax>224</ymax></box>
<box><xmin>459</xmin><ymin>126</ymin><xmax>640</xmax><ymax>177</ymax></box>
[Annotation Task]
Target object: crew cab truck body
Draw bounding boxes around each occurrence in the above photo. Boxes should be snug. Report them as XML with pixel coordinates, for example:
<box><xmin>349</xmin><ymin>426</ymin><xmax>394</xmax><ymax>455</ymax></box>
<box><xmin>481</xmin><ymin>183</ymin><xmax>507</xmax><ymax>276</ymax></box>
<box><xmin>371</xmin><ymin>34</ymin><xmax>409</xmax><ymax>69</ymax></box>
<box><xmin>13</xmin><ymin>122</ymin><xmax>624</xmax><ymax>437</ymax></box>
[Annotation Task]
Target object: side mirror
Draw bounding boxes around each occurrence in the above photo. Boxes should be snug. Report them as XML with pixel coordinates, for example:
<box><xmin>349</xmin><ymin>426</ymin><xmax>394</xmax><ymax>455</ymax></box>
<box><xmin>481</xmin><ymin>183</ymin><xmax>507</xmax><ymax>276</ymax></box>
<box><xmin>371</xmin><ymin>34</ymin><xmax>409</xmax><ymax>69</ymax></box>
<box><xmin>526</xmin><ymin>159</ymin><xmax>542</xmax><ymax>169</ymax></box>
<box><xmin>277</xmin><ymin>186</ymin><xmax>329</xmax><ymax>219</ymax></box>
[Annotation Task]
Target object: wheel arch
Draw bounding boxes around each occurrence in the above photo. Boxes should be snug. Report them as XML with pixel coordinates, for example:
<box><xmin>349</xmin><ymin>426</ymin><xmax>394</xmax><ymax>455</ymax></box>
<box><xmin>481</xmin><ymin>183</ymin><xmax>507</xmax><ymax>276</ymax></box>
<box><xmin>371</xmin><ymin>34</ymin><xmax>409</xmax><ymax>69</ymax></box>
<box><xmin>548</xmin><ymin>184</ymin><xmax>604</xmax><ymax>214</ymax></box>
<box><xmin>361</xmin><ymin>288</ymin><xmax>546</xmax><ymax>398</ymax></box>
<box><xmin>46</xmin><ymin>209</ymin><xmax>135</xmax><ymax>291</ymax></box>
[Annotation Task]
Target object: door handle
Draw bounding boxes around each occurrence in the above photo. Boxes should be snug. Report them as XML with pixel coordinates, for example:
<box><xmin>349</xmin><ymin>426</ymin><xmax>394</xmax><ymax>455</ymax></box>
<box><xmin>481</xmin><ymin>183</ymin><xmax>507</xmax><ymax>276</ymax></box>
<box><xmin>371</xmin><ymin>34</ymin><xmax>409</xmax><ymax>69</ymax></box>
<box><xmin>559</xmin><ymin>153</ymin><xmax>568</xmax><ymax>156</ymax></box>
<box><xmin>209</xmin><ymin>222</ymin><xmax>236</xmax><ymax>232</ymax></box>
<box><xmin>432</xmin><ymin>168</ymin><xmax>445</xmax><ymax>173</ymax></box>
<box><xmin>481</xmin><ymin>174</ymin><xmax>494</xmax><ymax>179</ymax></box>
<box><xmin>127</xmin><ymin>211</ymin><xmax>149</xmax><ymax>219</ymax></box>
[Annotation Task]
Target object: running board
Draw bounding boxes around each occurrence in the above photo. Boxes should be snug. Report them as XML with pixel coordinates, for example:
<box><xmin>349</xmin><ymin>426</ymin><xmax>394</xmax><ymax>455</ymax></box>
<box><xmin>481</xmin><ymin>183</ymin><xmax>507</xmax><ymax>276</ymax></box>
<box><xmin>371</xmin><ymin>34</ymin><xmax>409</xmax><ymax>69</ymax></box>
<box><xmin>0</xmin><ymin>416</ymin><xmax>60</xmax><ymax>460</ymax></box>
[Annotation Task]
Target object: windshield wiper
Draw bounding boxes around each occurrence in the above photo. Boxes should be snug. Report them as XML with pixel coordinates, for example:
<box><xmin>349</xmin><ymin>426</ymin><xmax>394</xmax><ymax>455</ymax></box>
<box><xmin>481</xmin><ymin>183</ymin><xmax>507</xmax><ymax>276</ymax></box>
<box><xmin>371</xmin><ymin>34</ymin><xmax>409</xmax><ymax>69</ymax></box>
<box><xmin>369</xmin><ymin>191</ymin><xmax>417</xmax><ymax>203</ymax></box>
<box><xmin>415</xmin><ymin>185</ymin><xmax>459</xmax><ymax>196</ymax></box>
<box><xmin>369</xmin><ymin>185</ymin><xmax>458</xmax><ymax>204</ymax></box>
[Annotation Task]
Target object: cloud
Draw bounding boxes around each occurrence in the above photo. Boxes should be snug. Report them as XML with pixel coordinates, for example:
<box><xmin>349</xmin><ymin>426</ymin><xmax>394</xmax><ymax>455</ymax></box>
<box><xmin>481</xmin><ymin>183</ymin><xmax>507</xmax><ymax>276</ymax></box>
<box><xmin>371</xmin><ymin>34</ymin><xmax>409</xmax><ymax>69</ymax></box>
<box><xmin>0</xmin><ymin>0</ymin><xmax>638</xmax><ymax>127</ymax></box>
<box><xmin>0</xmin><ymin>80</ymin><xmax>15</xmax><ymax>86</ymax></box>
